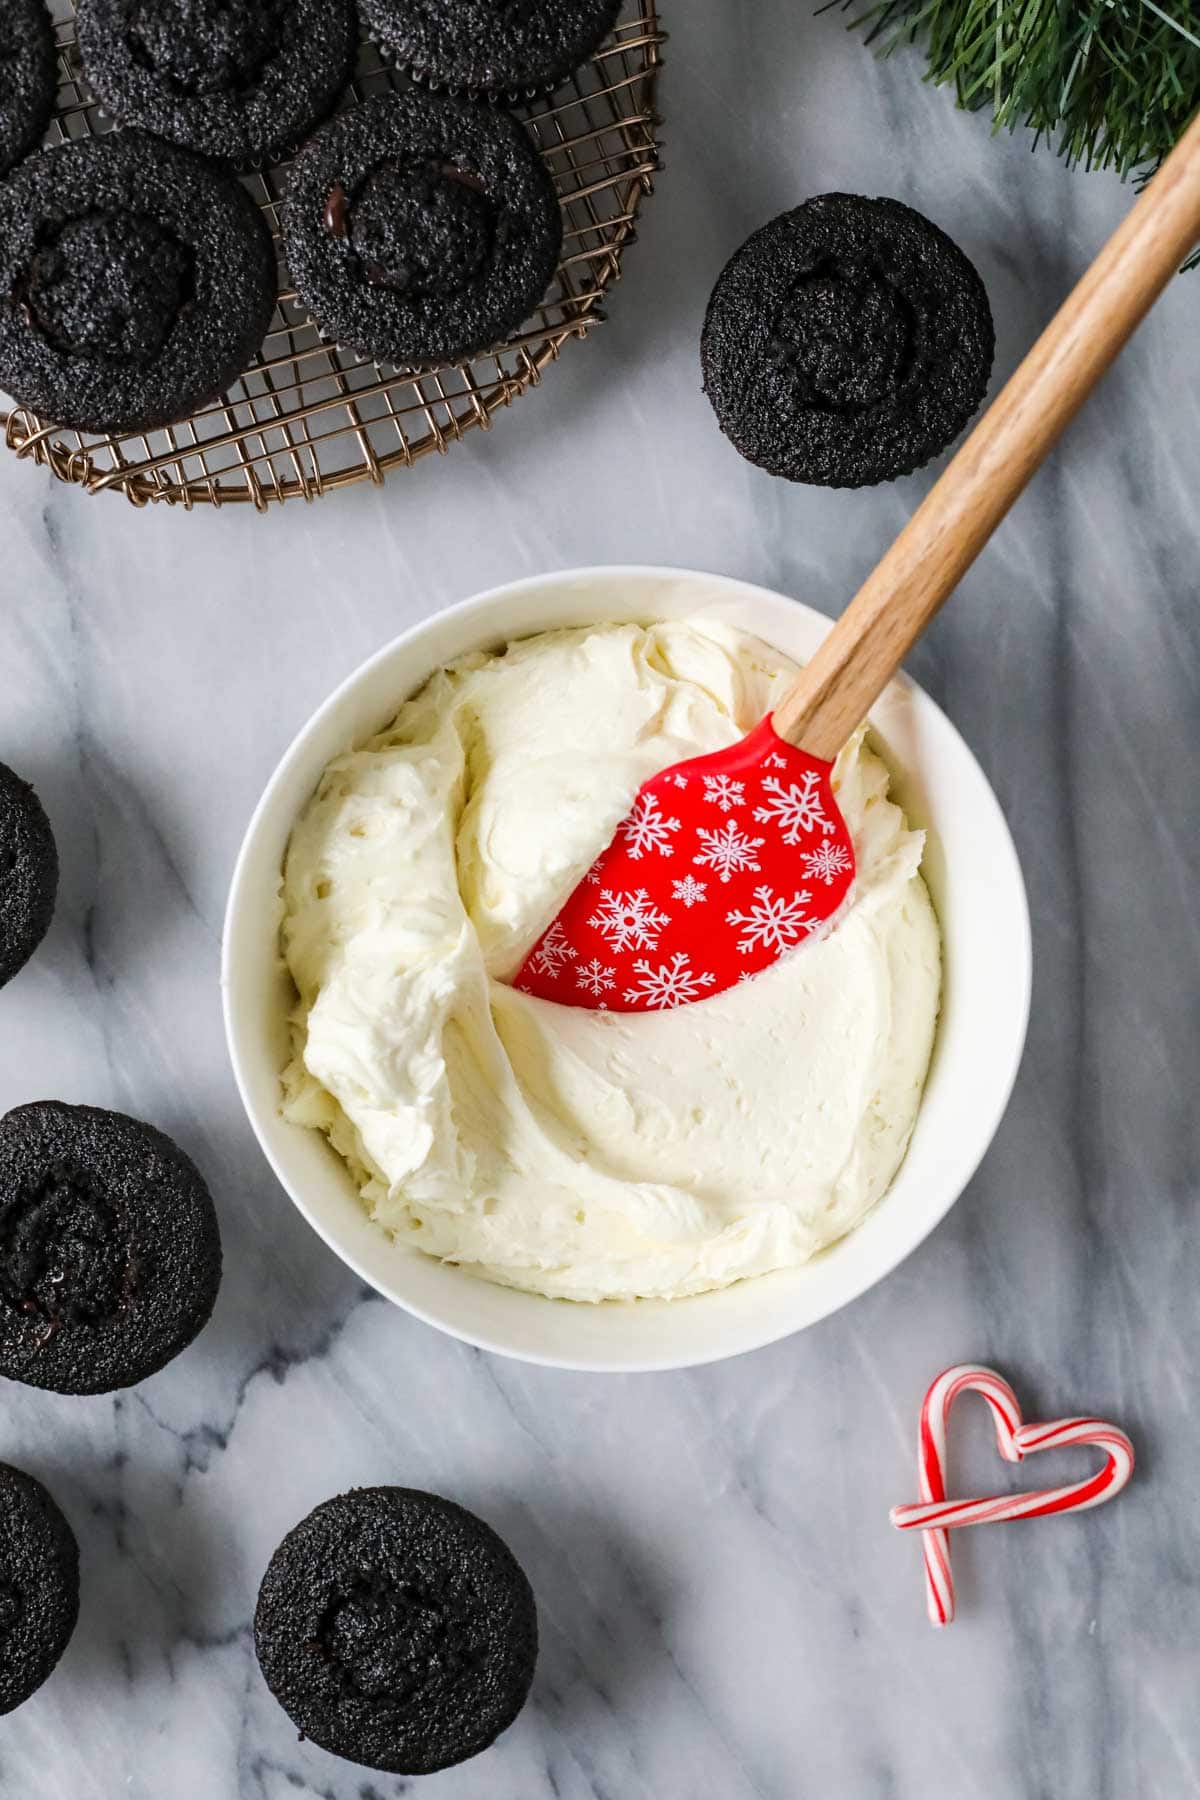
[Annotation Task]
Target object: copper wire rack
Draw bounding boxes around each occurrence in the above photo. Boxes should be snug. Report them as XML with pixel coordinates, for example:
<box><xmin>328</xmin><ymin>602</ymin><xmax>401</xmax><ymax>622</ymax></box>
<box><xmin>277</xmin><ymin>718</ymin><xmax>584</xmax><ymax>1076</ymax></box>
<box><xmin>0</xmin><ymin>1</ymin><xmax>664</xmax><ymax>509</ymax></box>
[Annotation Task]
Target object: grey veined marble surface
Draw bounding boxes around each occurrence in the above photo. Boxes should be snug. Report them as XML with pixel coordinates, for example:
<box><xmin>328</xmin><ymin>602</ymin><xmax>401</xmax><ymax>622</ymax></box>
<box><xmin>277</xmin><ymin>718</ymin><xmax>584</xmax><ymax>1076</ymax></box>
<box><xmin>2</xmin><ymin>3</ymin><xmax>1199</xmax><ymax>1796</ymax></box>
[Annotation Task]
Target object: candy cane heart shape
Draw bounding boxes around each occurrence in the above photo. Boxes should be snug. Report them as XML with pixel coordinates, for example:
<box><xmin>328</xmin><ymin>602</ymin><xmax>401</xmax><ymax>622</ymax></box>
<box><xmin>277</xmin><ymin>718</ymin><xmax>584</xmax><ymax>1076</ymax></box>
<box><xmin>890</xmin><ymin>1365</ymin><xmax>1135</xmax><ymax>1627</ymax></box>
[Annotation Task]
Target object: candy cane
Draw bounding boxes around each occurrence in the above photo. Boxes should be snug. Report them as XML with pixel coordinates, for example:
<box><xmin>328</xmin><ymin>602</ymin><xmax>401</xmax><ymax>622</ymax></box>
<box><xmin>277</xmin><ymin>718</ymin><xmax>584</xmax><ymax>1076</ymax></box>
<box><xmin>896</xmin><ymin>1364</ymin><xmax>1023</xmax><ymax>1627</ymax></box>
<box><xmin>889</xmin><ymin>1364</ymin><xmax>1135</xmax><ymax>1627</ymax></box>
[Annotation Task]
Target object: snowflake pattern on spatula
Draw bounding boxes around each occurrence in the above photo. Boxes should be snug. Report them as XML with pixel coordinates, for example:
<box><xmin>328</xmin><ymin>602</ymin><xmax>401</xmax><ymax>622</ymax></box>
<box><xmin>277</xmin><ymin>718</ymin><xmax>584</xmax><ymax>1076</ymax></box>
<box><xmin>725</xmin><ymin>886</ymin><xmax>815</xmax><ymax>954</ymax></box>
<box><xmin>754</xmin><ymin>771</ymin><xmax>834</xmax><ymax>843</ymax></box>
<box><xmin>693</xmin><ymin>821</ymin><xmax>765</xmax><ymax>884</ymax></box>
<box><xmin>702</xmin><ymin>774</ymin><xmax>745</xmax><ymax>813</ymax></box>
<box><xmin>514</xmin><ymin>719</ymin><xmax>856</xmax><ymax>1012</ymax></box>
<box><xmin>528</xmin><ymin>920</ymin><xmax>577</xmax><ymax>979</ymax></box>
<box><xmin>575</xmin><ymin>957</ymin><xmax>617</xmax><ymax>999</ymax></box>
<box><xmin>624</xmin><ymin>954</ymin><xmax>716</xmax><ymax>1009</ymax></box>
<box><xmin>671</xmin><ymin>874</ymin><xmax>708</xmax><ymax>908</ymax></box>
<box><xmin>618</xmin><ymin>792</ymin><xmax>680</xmax><ymax>859</ymax></box>
<box><xmin>803</xmin><ymin>840</ymin><xmax>852</xmax><ymax>886</ymax></box>
<box><xmin>587</xmin><ymin>889</ymin><xmax>671</xmax><ymax>953</ymax></box>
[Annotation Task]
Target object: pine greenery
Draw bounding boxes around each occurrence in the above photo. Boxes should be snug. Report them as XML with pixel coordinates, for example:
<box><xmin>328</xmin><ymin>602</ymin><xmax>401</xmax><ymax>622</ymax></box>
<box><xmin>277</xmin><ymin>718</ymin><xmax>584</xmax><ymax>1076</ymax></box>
<box><xmin>841</xmin><ymin>0</ymin><xmax>1200</xmax><ymax>181</ymax></box>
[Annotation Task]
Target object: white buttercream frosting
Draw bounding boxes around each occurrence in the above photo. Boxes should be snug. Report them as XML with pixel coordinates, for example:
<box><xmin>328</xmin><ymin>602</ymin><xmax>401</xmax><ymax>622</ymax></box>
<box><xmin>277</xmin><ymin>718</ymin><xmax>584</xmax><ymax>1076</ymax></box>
<box><xmin>280</xmin><ymin>619</ymin><xmax>942</xmax><ymax>1302</ymax></box>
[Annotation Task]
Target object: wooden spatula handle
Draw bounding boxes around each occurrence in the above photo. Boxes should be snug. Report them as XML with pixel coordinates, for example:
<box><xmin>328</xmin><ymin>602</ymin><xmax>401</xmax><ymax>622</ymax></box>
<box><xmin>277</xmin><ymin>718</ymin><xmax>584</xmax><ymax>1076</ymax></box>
<box><xmin>772</xmin><ymin>107</ymin><xmax>1200</xmax><ymax>762</ymax></box>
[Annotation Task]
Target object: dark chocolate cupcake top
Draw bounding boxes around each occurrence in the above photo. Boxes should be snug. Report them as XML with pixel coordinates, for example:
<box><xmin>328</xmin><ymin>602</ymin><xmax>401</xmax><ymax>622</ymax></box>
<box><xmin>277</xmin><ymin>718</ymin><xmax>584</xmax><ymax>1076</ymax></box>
<box><xmin>255</xmin><ymin>1487</ymin><xmax>538</xmax><ymax>1775</ymax></box>
<box><xmin>0</xmin><ymin>1462</ymin><xmax>79</xmax><ymax>1715</ymax></box>
<box><xmin>283</xmin><ymin>91</ymin><xmax>562</xmax><ymax>366</ymax></box>
<box><xmin>0</xmin><ymin>762</ymin><xmax>58</xmax><ymax>991</ymax></box>
<box><xmin>75</xmin><ymin>0</ymin><xmax>359</xmax><ymax>165</ymax></box>
<box><xmin>0</xmin><ymin>1102</ymin><xmax>222</xmax><ymax>1395</ymax></box>
<box><xmin>0</xmin><ymin>0</ymin><xmax>57</xmax><ymax>177</ymax></box>
<box><xmin>701</xmin><ymin>193</ymin><xmax>995</xmax><ymax>489</ymax></box>
<box><xmin>360</xmin><ymin>0</ymin><xmax>622</xmax><ymax>95</ymax></box>
<box><xmin>0</xmin><ymin>131</ymin><xmax>276</xmax><ymax>435</ymax></box>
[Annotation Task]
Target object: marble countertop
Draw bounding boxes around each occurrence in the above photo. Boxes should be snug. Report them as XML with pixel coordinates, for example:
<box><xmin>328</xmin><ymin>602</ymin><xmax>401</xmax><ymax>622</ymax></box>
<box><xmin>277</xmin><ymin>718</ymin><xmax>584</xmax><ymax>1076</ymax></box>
<box><xmin>2</xmin><ymin>4</ymin><xmax>1199</xmax><ymax>1795</ymax></box>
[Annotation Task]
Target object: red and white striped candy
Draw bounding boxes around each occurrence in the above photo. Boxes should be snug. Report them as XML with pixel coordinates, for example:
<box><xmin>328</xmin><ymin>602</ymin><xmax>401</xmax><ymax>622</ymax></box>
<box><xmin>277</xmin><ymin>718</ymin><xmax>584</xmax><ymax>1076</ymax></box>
<box><xmin>890</xmin><ymin>1363</ymin><xmax>1135</xmax><ymax>1627</ymax></box>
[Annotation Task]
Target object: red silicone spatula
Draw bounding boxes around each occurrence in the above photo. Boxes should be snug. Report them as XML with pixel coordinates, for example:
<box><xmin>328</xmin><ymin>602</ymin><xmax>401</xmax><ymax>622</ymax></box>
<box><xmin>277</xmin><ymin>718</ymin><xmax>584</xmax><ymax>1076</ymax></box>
<box><xmin>517</xmin><ymin>108</ymin><xmax>1200</xmax><ymax>1012</ymax></box>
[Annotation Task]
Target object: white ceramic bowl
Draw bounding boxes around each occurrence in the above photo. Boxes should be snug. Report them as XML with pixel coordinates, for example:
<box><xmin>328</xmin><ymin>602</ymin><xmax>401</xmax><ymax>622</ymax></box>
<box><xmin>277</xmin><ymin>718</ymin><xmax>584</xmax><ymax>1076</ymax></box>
<box><xmin>223</xmin><ymin>567</ymin><xmax>1030</xmax><ymax>1372</ymax></box>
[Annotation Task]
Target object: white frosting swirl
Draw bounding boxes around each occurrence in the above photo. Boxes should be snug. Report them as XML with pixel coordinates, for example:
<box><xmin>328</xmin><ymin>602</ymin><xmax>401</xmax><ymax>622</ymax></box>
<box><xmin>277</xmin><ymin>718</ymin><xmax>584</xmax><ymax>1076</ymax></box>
<box><xmin>281</xmin><ymin>620</ymin><xmax>941</xmax><ymax>1302</ymax></box>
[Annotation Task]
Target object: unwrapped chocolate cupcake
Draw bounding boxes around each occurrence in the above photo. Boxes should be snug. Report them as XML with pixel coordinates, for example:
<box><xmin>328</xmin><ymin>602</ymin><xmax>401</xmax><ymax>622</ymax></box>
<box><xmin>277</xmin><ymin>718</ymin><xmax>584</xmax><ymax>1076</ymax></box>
<box><xmin>283</xmin><ymin>91</ymin><xmax>562</xmax><ymax>367</ymax></box>
<box><xmin>702</xmin><ymin>193</ymin><xmax>994</xmax><ymax>488</ymax></box>
<box><xmin>0</xmin><ymin>133</ymin><xmax>276</xmax><ymax>434</ymax></box>
<box><xmin>255</xmin><ymin>1487</ymin><xmax>538</xmax><ymax>1774</ymax></box>
<box><xmin>75</xmin><ymin>0</ymin><xmax>358</xmax><ymax>166</ymax></box>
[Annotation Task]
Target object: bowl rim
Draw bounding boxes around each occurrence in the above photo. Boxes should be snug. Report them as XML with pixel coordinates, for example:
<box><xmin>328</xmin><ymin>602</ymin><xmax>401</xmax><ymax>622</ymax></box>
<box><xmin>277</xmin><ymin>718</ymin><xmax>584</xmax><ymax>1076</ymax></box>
<box><xmin>222</xmin><ymin>564</ymin><xmax>1032</xmax><ymax>1372</ymax></box>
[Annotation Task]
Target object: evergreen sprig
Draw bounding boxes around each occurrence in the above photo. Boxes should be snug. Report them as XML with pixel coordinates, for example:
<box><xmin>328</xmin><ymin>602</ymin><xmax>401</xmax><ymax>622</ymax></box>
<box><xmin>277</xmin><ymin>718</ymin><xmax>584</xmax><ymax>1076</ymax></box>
<box><xmin>839</xmin><ymin>0</ymin><xmax>1200</xmax><ymax>258</ymax></box>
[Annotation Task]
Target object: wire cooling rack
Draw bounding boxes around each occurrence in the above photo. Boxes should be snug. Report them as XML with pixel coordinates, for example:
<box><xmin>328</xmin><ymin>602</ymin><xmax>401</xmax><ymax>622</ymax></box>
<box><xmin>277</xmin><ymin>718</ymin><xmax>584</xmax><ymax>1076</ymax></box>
<box><xmin>0</xmin><ymin>2</ymin><xmax>663</xmax><ymax>508</ymax></box>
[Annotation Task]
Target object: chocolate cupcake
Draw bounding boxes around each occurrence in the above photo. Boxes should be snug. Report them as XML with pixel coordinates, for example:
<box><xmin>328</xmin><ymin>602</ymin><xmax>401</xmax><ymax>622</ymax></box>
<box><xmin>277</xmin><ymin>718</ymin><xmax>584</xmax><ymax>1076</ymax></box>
<box><xmin>0</xmin><ymin>0</ymin><xmax>57</xmax><ymax>178</ymax></box>
<box><xmin>283</xmin><ymin>91</ymin><xmax>562</xmax><ymax>367</ymax></box>
<box><xmin>360</xmin><ymin>0</ymin><xmax>622</xmax><ymax>95</ymax></box>
<box><xmin>75</xmin><ymin>0</ymin><xmax>359</xmax><ymax>167</ymax></box>
<box><xmin>0</xmin><ymin>762</ymin><xmax>58</xmax><ymax>991</ymax></box>
<box><xmin>0</xmin><ymin>1102</ymin><xmax>223</xmax><ymax>1395</ymax></box>
<box><xmin>701</xmin><ymin>194</ymin><xmax>995</xmax><ymax>488</ymax></box>
<box><xmin>255</xmin><ymin>1488</ymin><xmax>538</xmax><ymax>1775</ymax></box>
<box><xmin>0</xmin><ymin>132</ymin><xmax>276</xmax><ymax>435</ymax></box>
<box><xmin>0</xmin><ymin>1462</ymin><xmax>79</xmax><ymax>1714</ymax></box>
